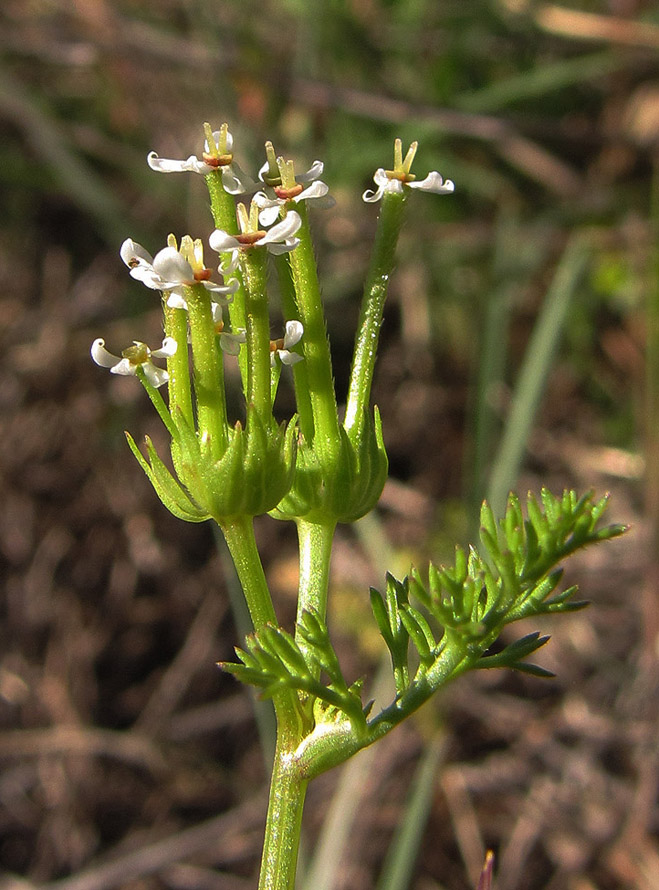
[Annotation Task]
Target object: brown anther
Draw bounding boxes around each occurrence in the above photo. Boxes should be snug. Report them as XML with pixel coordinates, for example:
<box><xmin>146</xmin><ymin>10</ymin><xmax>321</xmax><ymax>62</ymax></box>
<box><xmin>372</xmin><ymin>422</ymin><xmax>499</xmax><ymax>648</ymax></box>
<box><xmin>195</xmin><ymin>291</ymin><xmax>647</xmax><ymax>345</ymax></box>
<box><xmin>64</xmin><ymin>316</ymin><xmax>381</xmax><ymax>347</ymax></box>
<box><xmin>235</xmin><ymin>231</ymin><xmax>267</xmax><ymax>246</ymax></box>
<box><xmin>194</xmin><ymin>268</ymin><xmax>213</xmax><ymax>281</ymax></box>
<box><xmin>274</xmin><ymin>184</ymin><xmax>304</xmax><ymax>200</ymax></box>
<box><xmin>271</xmin><ymin>338</ymin><xmax>284</xmax><ymax>351</ymax></box>
<box><xmin>202</xmin><ymin>153</ymin><xmax>233</xmax><ymax>168</ymax></box>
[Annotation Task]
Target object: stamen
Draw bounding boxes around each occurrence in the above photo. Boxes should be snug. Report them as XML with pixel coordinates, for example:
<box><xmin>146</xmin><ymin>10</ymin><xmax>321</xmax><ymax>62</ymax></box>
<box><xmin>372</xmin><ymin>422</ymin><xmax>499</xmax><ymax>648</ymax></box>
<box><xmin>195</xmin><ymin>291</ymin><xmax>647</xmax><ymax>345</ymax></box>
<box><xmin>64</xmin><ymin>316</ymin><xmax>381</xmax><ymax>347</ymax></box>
<box><xmin>274</xmin><ymin>183</ymin><xmax>304</xmax><ymax>200</ymax></box>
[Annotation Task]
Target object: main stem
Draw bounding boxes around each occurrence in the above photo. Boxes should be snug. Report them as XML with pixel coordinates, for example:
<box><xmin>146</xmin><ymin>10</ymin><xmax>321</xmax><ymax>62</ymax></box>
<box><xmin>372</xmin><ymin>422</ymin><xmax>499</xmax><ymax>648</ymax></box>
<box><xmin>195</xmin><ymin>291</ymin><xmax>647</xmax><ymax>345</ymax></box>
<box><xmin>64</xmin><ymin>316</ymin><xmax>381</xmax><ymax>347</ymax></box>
<box><xmin>259</xmin><ymin>738</ymin><xmax>309</xmax><ymax>890</ymax></box>
<box><xmin>222</xmin><ymin>516</ymin><xmax>309</xmax><ymax>890</ymax></box>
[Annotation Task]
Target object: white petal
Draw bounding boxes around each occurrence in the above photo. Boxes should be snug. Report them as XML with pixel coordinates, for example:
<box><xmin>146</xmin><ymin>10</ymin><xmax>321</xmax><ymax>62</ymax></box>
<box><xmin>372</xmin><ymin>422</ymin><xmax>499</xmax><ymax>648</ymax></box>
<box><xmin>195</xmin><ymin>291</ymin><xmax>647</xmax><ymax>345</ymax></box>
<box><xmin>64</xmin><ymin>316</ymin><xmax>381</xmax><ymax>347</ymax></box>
<box><xmin>129</xmin><ymin>265</ymin><xmax>163</xmax><ymax>289</ymax></box>
<box><xmin>151</xmin><ymin>336</ymin><xmax>178</xmax><ymax>358</ymax></box>
<box><xmin>257</xmin><ymin>160</ymin><xmax>271</xmax><ymax>183</ymax></box>
<box><xmin>278</xmin><ymin>350</ymin><xmax>304</xmax><ymax>366</ymax></box>
<box><xmin>222</xmin><ymin>162</ymin><xmax>257</xmax><ymax>195</ymax></box>
<box><xmin>297</xmin><ymin>180</ymin><xmax>329</xmax><ymax>202</ymax></box>
<box><xmin>147</xmin><ymin>151</ymin><xmax>211</xmax><ymax>175</ymax></box>
<box><xmin>120</xmin><ymin>238</ymin><xmax>153</xmax><ymax>268</ymax></box>
<box><xmin>209</xmin><ymin>229</ymin><xmax>241</xmax><ymax>254</ymax></box>
<box><xmin>257</xmin><ymin>203</ymin><xmax>281</xmax><ymax>228</ymax></box>
<box><xmin>142</xmin><ymin>362</ymin><xmax>169</xmax><ymax>387</ymax></box>
<box><xmin>267</xmin><ymin>237</ymin><xmax>300</xmax><ymax>255</ymax></box>
<box><xmin>152</xmin><ymin>247</ymin><xmax>194</xmax><ymax>284</ymax></box>
<box><xmin>362</xmin><ymin>186</ymin><xmax>384</xmax><ymax>203</ymax></box>
<box><xmin>91</xmin><ymin>338</ymin><xmax>120</xmax><ymax>369</ymax></box>
<box><xmin>261</xmin><ymin>211</ymin><xmax>302</xmax><ymax>245</ymax></box>
<box><xmin>166</xmin><ymin>292</ymin><xmax>188</xmax><ymax>310</ymax></box>
<box><xmin>362</xmin><ymin>170</ymin><xmax>388</xmax><ymax>203</ymax></box>
<box><xmin>219</xmin><ymin>331</ymin><xmax>246</xmax><ymax>356</ymax></box>
<box><xmin>110</xmin><ymin>357</ymin><xmax>137</xmax><ymax>377</ymax></box>
<box><xmin>218</xmin><ymin>251</ymin><xmax>240</xmax><ymax>275</ymax></box>
<box><xmin>283</xmin><ymin>320</ymin><xmax>304</xmax><ymax>349</ymax></box>
<box><xmin>204</xmin><ymin>278</ymin><xmax>239</xmax><ymax>296</ymax></box>
<box><xmin>408</xmin><ymin>172</ymin><xmax>455</xmax><ymax>194</ymax></box>
<box><xmin>296</xmin><ymin>160</ymin><xmax>324</xmax><ymax>183</ymax></box>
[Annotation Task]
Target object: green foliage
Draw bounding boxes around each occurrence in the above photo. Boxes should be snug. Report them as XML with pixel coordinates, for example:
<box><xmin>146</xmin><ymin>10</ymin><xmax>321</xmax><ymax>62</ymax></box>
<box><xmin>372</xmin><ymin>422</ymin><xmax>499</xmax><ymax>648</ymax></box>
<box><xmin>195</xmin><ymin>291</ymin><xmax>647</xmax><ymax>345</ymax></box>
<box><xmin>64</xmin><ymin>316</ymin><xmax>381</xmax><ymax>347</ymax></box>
<box><xmin>224</xmin><ymin>488</ymin><xmax>625</xmax><ymax>780</ymax></box>
<box><xmin>221</xmin><ymin>610</ymin><xmax>367</xmax><ymax>729</ymax></box>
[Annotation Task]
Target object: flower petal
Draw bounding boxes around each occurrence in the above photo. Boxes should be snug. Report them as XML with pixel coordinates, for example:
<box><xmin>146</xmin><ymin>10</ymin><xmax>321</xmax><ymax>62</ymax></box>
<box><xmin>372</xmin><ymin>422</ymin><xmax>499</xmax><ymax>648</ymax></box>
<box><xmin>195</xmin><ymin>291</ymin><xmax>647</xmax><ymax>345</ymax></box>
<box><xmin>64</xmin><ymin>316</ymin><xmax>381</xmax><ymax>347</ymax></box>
<box><xmin>152</xmin><ymin>247</ymin><xmax>194</xmax><ymax>285</ymax></box>
<box><xmin>209</xmin><ymin>229</ymin><xmax>241</xmax><ymax>254</ymax></box>
<box><xmin>297</xmin><ymin>160</ymin><xmax>324</xmax><ymax>183</ymax></box>
<box><xmin>166</xmin><ymin>292</ymin><xmax>188</xmax><ymax>310</ymax></box>
<box><xmin>147</xmin><ymin>151</ymin><xmax>211</xmax><ymax>175</ymax></box>
<box><xmin>120</xmin><ymin>238</ymin><xmax>153</xmax><ymax>268</ymax></box>
<box><xmin>151</xmin><ymin>336</ymin><xmax>178</xmax><ymax>359</ymax></box>
<box><xmin>141</xmin><ymin>363</ymin><xmax>169</xmax><ymax>388</ymax></box>
<box><xmin>110</xmin><ymin>357</ymin><xmax>137</xmax><ymax>377</ymax></box>
<box><xmin>278</xmin><ymin>350</ymin><xmax>304</xmax><ymax>366</ymax></box>
<box><xmin>266</xmin><ymin>238</ymin><xmax>300</xmax><ymax>255</ymax></box>
<box><xmin>408</xmin><ymin>172</ymin><xmax>455</xmax><ymax>194</ymax></box>
<box><xmin>221</xmin><ymin>162</ymin><xmax>257</xmax><ymax>195</ymax></box>
<box><xmin>91</xmin><ymin>338</ymin><xmax>119</xmax><ymax>369</ymax></box>
<box><xmin>283</xmin><ymin>320</ymin><xmax>304</xmax><ymax>349</ymax></box>
<box><xmin>260</xmin><ymin>211</ymin><xmax>302</xmax><ymax>246</ymax></box>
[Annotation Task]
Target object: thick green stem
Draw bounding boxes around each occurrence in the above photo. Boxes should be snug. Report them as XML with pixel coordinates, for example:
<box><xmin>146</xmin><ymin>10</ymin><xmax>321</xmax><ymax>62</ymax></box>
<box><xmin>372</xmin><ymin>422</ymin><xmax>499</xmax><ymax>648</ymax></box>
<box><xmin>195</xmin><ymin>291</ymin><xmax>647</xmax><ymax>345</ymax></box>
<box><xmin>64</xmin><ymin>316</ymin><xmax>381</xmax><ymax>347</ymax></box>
<box><xmin>286</xmin><ymin>204</ymin><xmax>341</xmax><ymax>460</ymax></box>
<box><xmin>222</xmin><ymin>515</ymin><xmax>308</xmax><ymax>890</ymax></box>
<box><xmin>345</xmin><ymin>190</ymin><xmax>406</xmax><ymax>441</ymax></box>
<box><xmin>259</xmin><ymin>738</ymin><xmax>308</xmax><ymax>890</ymax></box>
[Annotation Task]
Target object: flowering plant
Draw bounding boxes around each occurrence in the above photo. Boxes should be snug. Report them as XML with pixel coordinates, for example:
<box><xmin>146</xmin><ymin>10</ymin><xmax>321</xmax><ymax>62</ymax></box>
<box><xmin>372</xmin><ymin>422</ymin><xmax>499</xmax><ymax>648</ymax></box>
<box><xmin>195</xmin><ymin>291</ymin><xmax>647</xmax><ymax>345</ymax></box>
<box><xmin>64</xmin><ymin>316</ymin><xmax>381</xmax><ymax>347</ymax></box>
<box><xmin>92</xmin><ymin>124</ymin><xmax>624</xmax><ymax>890</ymax></box>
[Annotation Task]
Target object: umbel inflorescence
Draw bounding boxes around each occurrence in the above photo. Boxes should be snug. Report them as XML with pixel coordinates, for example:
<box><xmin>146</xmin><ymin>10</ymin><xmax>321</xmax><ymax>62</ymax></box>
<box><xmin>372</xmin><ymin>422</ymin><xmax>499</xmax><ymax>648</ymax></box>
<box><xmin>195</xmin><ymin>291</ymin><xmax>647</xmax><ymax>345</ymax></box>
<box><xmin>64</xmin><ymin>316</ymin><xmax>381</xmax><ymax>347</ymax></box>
<box><xmin>91</xmin><ymin>126</ymin><xmax>455</xmax><ymax>526</ymax></box>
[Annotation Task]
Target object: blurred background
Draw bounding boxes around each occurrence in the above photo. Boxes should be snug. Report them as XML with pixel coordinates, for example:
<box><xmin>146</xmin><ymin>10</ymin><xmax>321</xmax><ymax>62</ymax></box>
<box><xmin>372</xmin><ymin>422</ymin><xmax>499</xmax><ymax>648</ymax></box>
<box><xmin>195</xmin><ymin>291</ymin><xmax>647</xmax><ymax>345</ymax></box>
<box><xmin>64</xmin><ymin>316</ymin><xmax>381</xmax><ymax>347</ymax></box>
<box><xmin>0</xmin><ymin>1</ymin><xmax>657</xmax><ymax>888</ymax></box>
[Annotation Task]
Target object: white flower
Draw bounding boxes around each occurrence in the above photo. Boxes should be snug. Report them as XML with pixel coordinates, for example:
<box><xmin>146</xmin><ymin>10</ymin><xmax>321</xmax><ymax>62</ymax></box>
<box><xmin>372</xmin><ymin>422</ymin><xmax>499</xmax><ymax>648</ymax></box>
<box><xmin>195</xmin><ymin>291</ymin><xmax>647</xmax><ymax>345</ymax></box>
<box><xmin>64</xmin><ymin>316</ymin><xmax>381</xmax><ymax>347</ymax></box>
<box><xmin>256</xmin><ymin>144</ymin><xmax>334</xmax><ymax>226</ymax></box>
<box><xmin>209</xmin><ymin>207</ymin><xmax>302</xmax><ymax>261</ymax></box>
<box><xmin>271</xmin><ymin>320</ymin><xmax>304</xmax><ymax>366</ymax></box>
<box><xmin>147</xmin><ymin>123</ymin><xmax>256</xmax><ymax>195</ymax></box>
<box><xmin>120</xmin><ymin>236</ymin><xmax>238</xmax><ymax>309</ymax></box>
<box><xmin>259</xmin><ymin>147</ymin><xmax>325</xmax><ymax>189</ymax></box>
<box><xmin>254</xmin><ymin>180</ymin><xmax>334</xmax><ymax>227</ymax></box>
<box><xmin>362</xmin><ymin>138</ymin><xmax>454</xmax><ymax>203</ymax></box>
<box><xmin>91</xmin><ymin>337</ymin><xmax>177</xmax><ymax>388</ymax></box>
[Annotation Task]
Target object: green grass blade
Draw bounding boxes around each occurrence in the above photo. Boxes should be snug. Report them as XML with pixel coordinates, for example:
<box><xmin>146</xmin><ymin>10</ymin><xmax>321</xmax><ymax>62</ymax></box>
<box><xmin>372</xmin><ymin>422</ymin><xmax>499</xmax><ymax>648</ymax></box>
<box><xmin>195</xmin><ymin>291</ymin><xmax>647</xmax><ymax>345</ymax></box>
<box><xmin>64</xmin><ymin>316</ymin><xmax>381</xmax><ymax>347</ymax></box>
<box><xmin>487</xmin><ymin>235</ymin><xmax>590</xmax><ymax>518</ymax></box>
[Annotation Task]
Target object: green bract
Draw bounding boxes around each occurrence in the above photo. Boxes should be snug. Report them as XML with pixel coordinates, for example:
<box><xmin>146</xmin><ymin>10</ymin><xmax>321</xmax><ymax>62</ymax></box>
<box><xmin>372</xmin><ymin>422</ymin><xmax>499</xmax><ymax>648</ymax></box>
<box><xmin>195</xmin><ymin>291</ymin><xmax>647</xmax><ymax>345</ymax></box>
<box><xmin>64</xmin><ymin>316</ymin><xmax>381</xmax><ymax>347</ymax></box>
<box><xmin>271</xmin><ymin>407</ymin><xmax>388</xmax><ymax>523</ymax></box>
<box><xmin>129</xmin><ymin>407</ymin><xmax>297</xmax><ymax>522</ymax></box>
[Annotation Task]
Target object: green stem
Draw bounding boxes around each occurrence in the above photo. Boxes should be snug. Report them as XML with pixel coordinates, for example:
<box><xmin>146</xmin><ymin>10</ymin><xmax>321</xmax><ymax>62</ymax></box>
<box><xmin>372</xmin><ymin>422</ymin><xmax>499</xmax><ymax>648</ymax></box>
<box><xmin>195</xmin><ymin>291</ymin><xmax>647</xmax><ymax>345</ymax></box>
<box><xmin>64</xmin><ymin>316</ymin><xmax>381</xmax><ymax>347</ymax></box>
<box><xmin>274</xmin><ymin>253</ymin><xmax>314</xmax><ymax>440</ymax></box>
<box><xmin>295</xmin><ymin>519</ymin><xmax>336</xmax><ymax>656</ymax></box>
<box><xmin>185</xmin><ymin>283</ymin><xmax>228</xmax><ymax>459</ymax></box>
<box><xmin>344</xmin><ymin>189</ymin><xmax>406</xmax><ymax>441</ymax></box>
<box><xmin>221</xmin><ymin>515</ymin><xmax>278</xmax><ymax>630</ymax></box>
<box><xmin>163</xmin><ymin>301</ymin><xmax>194</xmax><ymax>429</ymax></box>
<box><xmin>221</xmin><ymin>515</ymin><xmax>308</xmax><ymax>890</ymax></box>
<box><xmin>287</xmin><ymin>203</ymin><xmax>341</xmax><ymax>459</ymax></box>
<box><xmin>240</xmin><ymin>248</ymin><xmax>273</xmax><ymax>420</ymax></box>
<box><xmin>259</xmin><ymin>738</ymin><xmax>308</xmax><ymax>890</ymax></box>
<box><xmin>206</xmin><ymin>170</ymin><xmax>249</xmax><ymax>388</ymax></box>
